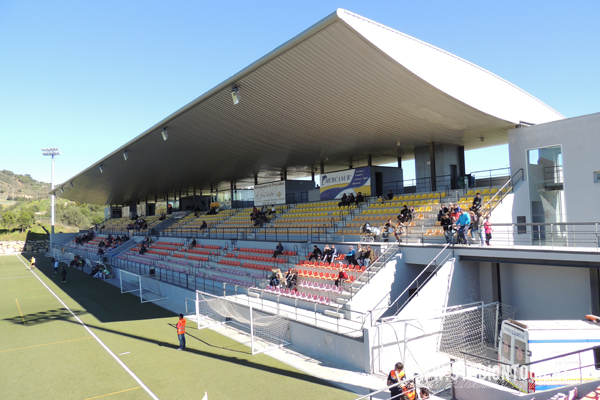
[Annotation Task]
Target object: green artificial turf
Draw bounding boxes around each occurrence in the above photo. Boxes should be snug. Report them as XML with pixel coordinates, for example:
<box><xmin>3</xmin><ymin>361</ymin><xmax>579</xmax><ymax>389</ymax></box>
<box><xmin>0</xmin><ymin>254</ymin><xmax>356</xmax><ymax>400</ymax></box>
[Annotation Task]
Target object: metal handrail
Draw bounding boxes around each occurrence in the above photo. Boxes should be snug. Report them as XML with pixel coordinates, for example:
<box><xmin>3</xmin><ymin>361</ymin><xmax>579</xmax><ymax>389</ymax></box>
<box><xmin>461</xmin><ymin>344</ymin><xmax>600</xmax><ymax>367</ymax></box>
<box><xmin>395</xmin><ymin>251</ymin><xmax>454</xmax><ymax>314</ymax></box>
<box><xmin>480</xmin><ymin>168</ymin><xmax>523</xmax><ymax>216</ymax></box>
<box><xmin>386</xmin><ymin>243</ymin><xmax>452</xmax><ymax>314</ymax></box>
<box><xmin>348</xmin><ymin>244</ymin><xmax>398</xmax><ymax>302</ymax></box>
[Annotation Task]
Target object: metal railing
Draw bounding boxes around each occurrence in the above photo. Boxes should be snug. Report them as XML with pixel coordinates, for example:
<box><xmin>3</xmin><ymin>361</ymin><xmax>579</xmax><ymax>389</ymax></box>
<box><xmin>348</xmin><ymin>244</ymin><xmax>398</xmax><ymax>304</ymax></box>
<box><xmin>162</xmin><ymin>226</ymin><xmax>310</xmax><ymax>242</ymax></box>
<box><xmin>353</xmin><ymin>360</ymin><xmax>457</xmax><ymax>400</ymax></box>
<box><xmin>469</xmin><ymin>167</ymin><xmax>511</xmax><ymax>190</ymax></box>
<box><xmin>243</xmin><ymin>286</ymin><xmax>368</xmax><ymax>335</ymax></box>
<box><xmin>460</xmin><ymin>344</ymin><xmax>600</xmax><ymax>394</ymax></box>
<box><xmin>478</xmin><ymin>167</ymin><xmax>523</xmax><ymax>215</ymax></box>
<box><xmin>365</xmin><ymin>243</ymin><xmax>453</xmax><ymax>325</ymax></box>
<box><xmin>466</xmin><ymin>221</ymin><xmax>600</xmax><ymax>250</ymax></box>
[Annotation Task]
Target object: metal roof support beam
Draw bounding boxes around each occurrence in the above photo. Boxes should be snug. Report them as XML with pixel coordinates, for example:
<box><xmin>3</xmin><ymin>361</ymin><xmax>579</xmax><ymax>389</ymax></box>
<box><xmin>349</xmin><ymin>157</ymin><xmax>353</xmax><ymax>169</ymax></box>
<box><xmin>254</xmin><ymin>175</ymin><xmax>258</xmax><ymax>185</ymax></box>
<box><xmin>397</xmin><ymin>156</ymin><xmax>402</xmax><ymax>168</ymax></box>
<box><xmin>281</xmin><ymin>168</ymin><xmax>287</xmax><ymax>181</ymax></box>
<box><xmin>367</xmin><ymin>154</ymin><xmax>372</xmax><ymax>166</ymax></box>
<box><xmin>320</xmin><ymin>161</ymin><xmax>325</xmax><ymax>175</ymax></box>
<box><xmin>311</xmin><ymin>170</ymin><xmax>315</xmax><ymax>182</ymax></box>
<box><xmin>429</xmin><ymin>141</ymin><xmax>437</xmax><ymax>192</ymax></box>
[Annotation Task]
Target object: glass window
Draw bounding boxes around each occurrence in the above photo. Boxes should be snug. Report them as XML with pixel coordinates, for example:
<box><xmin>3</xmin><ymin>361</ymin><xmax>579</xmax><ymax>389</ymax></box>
<box><xmin>514</xmin><ymin>339</ymin><xmax>527</xmax><ymax>365</ymax></box>
<box><xmin>502</xmin><ymin>333</ymin><xmax>512</xmax><ymax>362</ymax></box>
<box><xmin>527</xmin><ymin>145</ymin><xmax>565</xmax><ymax>244</ymax></box>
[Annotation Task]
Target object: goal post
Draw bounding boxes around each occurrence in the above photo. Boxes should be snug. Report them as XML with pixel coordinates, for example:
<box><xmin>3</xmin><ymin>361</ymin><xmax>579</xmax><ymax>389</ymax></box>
<box><xmin>195</xmin><ymin>290</ymin><xmax>290</xmax><ymax>355</ymax></box>
<box><xmin>119</xmin><ymin>270</ymin><xmax>168</xmax><ymax>303</ymax></box>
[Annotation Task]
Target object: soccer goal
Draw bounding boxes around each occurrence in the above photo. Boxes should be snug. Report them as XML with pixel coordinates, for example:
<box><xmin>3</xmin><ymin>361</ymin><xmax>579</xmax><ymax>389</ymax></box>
<box><xmin>195</xmin><ymin>290</ymin><xmax>290</xmax><ymax>355</ymax></box>
<box><xmin>119</xmin><ymin>270</ymin><xmax>169</xmax><ymax>303</ymax></box>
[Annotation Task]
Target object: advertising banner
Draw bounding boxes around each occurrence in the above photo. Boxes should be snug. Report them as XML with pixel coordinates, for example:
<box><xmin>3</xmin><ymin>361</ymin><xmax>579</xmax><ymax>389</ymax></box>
<box><xmin>122</xmin><ymin>206</ymin><xmax>130</xmax><ymax>218</ymax></box>
<box><xmin>254</xmin><ymin>181</ymin><xmax>286</xmax><ymax>206</ymax></box>
<box><xmin>320</xmin><ymin>167</ymin><xmax>371</xmax><ymax>200</ymax></box>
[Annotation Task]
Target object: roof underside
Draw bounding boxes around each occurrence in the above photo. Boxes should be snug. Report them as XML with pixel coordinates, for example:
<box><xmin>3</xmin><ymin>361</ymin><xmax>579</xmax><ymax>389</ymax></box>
<box><xmin>57</xmin><ymin>9</ymin><xmax>563</xmax><ymax>205</ymax></box>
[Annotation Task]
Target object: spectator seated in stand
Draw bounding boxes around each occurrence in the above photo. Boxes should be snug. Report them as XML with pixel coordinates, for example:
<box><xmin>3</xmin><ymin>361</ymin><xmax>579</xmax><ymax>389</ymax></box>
<box><xmin>470</xmin><ymin>193</ymin><xmax>483</xmax><ymax>212</ymax></box>
<box><xmin>334</xmin><ymin>266</ymin><xmax>348</xmax><ymax>287</ymax></box>
<box><xmin>355</xmin><ymin>192</ymin><xmax>364</xmax><ymax>205</ymax></box>
<box><xmin>285</xmin><ymin>269</ymin><xmax>298</xmax><ymax>290</ymax></box>
<box><xmin>345</xmin><ymin>245</ymin><xmax>357</xmax><ymax>265</ymax></box>
<box><xmin>189</xmin><ymin>238</ymin><xmax>197</xmax><ymax>249</ymax></box>
<box><xmin>199</xmin><ymin>221</ymin><xmax>207</xmax><ymax>230</ymax></box>
<box><xmin>438</xmin><ymin>204</ymin><xmax>449</xmax><ymax>221</ymax></box>
<box><xmin>139</xmin><ymin>244</ymin><xmax>148</xmax><ymax>255</ymax></box>
<box><xmin>272</xmin><ymin>242</ymin><xmax>284</xmax><ymax>258</ymax></box>
<box><xmin>308</xmin><ymin>245</ymin><xmax>322</xmax><ymax>262</ymax></box>
<box><xmin>386</xmin><ymin>190</ymin><xmax>394</xmax><ymax>200</ymax></box>
<box><xmin>338</xmin><ymin>193</ymin><xmax>349</xmax><ymax>208</ymax></box>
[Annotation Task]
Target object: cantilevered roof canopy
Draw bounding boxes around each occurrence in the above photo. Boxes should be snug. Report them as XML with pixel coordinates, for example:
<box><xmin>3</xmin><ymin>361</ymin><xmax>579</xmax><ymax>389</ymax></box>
<box><xmin>57</xmin><ymin>9</ymin><xmax>563</xmax><ymax>205</ymax></box>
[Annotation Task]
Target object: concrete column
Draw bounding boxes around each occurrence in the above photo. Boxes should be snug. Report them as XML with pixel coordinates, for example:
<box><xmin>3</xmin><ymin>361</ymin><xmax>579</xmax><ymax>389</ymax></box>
<box><xmin>492</xmin><ymin>262</ymin><xmax>502</xmax><ymax>303</ymax></box>
<box><xmin>311</xmin><ymin>171</ymin><xmax>315</xmax><ymax>181</ymax></box>
<box><xmin>367</xmin><ymin>154</ymin><xmax>372</xmax><ymax>166</ymax></box>
<box><xmin>349</xmin><ymin>157</ymin><xmax>353</xmax><ymax>169</ymax></box>
<box><xmin>320</xmin><ymin>161</ymin><xmax>325</xmax><ymax>174</ymax></box>
<box><xmin>429</xmin><ymin>142</ymin><xmax>437</xmax><ymax>192</ymax></box>
<box><xmin>458</xmin><ymin>146</ymin><xmax>465</xmax><ymax>176</ymax></box>
<box><xmin>397</xmin><ymin>156</ymin><xmax>402</xmax><ymax>168</ymax></box>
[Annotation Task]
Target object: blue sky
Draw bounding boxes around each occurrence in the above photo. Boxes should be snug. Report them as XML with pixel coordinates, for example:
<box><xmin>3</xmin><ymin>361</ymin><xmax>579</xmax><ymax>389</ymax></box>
<box><xmin>1</xmin><ymin>1</ymin><xmax>598</xmax><ymax>185</ymax></box>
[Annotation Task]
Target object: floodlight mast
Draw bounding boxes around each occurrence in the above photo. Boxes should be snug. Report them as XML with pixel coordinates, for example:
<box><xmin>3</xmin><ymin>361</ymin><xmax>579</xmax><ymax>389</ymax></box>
<box><xmin>41</xmin><ymin>148</ymin><xmax>61</xmax><ymax>251</ymax></box>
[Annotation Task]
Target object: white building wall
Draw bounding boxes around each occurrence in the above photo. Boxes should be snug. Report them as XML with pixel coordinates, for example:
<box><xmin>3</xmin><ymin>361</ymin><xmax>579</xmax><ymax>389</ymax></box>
<box><xmin>499</xmin><ymin>263</ymin><xmax>591</xmax><ymax>320</ymax></box>
<box><xmin>509</xmin><ymin>112</ymin><xmax>600</xmax><ymax>224</ymax></box>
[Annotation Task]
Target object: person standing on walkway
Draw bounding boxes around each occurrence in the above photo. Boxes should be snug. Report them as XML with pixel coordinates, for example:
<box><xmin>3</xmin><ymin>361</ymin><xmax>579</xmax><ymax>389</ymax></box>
<box><xmin>29</xmin><ymin>256</ymin><xmax>36</xmax><ymax>270</ymax></box>
<box><xmin>484</xmin><ymin>216</ymin><xmax>493</xmax><ymax>246</ymax></box>
<box><xmin>176</xmin><ymin>314</ymin><xmax>186</xmax><ymax>350</ymax></box>
<box><xmin>61</xmin><ymin>266</ymin><xmax>67</xmax><ymax>283</ymax></box>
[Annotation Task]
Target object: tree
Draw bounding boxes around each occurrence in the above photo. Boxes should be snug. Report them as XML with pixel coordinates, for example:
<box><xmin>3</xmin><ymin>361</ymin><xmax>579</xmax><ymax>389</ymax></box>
<box><xmin>17</xmin><ymin>210</ymin><xmax>34</xmax><ymax>232</ymax></box>
<box><xmin>2</xmin><ymin>211</ymin><xmax>16</xmax><ymax>230</ymax></box>
<box><xmin>59</xmin><ymin>207</ymin><xmax>90</xmax><ymax>228</ymax></box>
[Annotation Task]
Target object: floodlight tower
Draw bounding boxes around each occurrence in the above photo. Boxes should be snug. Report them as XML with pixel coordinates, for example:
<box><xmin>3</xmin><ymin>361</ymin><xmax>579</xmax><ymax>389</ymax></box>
<box><xmin>41</xmin><ymin>148</ymin><xmax>61</xmax><ymax>251</ymax></box>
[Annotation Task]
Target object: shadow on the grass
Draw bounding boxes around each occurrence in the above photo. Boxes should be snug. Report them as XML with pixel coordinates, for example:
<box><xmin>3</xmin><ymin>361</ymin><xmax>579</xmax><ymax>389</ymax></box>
<box><xmin>3</xmin><ymin>308</ymin><xmax>88</xmax><ymax>326</ymax></box>
<box><xmin>20</xmin><ymin>254</ymin><xmax>174</xmax><ymax>323</ymax></box>
<box><xmin>57</xmin><ymin>317</ymin><xmax>339</xmax><ymax>388</ymax></box>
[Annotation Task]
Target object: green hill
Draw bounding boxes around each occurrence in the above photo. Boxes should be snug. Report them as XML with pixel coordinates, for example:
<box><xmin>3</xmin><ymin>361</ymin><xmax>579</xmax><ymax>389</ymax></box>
<box><xmin>0</xmin><ymin>170</ymin><xmax>105</xmax><ymax>241</ymax></box>
<box><xmin>0</xmin><ymin>169</ymin><xmax>51</xmax><ymax>201</ymax></box>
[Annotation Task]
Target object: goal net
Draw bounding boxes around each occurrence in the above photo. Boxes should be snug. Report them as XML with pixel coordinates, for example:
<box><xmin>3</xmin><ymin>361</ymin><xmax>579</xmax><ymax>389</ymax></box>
<box><xmin>195</xmin><ymin>290</ymin><xmax>290</xmax><ymax>355</ymax></box>
<box><xmin>119</xmin><ymin>270</ymin><xmax>168</xmax><ymax>303</ymax></box>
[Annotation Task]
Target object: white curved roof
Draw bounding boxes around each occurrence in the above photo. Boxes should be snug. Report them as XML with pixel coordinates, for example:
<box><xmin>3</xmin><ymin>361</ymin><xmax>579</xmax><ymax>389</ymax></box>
<box><xmin>57</xmin><ymin>9</ymin><xmax>564</xmax><ymax>205</ymax></box>
<box><xmin>338</xmin><ymin>9</ymin><xmax>563</xmax><ymax>125</ymax></box>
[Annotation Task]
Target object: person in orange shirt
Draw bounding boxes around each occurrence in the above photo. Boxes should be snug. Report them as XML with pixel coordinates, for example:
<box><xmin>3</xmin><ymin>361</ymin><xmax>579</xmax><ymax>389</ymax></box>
<box><xmin>387</xmin><ymin>362</ymin><xmax>416</xmax><ymax>399</ymax></box>
<box><xmin>176</xmin><ymin>314</ymin><xmax>186</xmax><ymax>350</ymax></box>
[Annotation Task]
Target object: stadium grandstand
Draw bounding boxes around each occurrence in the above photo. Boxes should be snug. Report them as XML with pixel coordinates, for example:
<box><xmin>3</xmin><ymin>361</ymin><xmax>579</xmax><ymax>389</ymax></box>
<box><xmin>46</xmin><ymin>8</ymin><xmax>600</xmax><ymax>400</ymax></box>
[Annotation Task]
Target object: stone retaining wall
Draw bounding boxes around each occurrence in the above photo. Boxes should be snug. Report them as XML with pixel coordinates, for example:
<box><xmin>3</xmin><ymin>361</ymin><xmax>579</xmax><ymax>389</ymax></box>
<box><xmin>0</xmin><ymin>240</ymin><xmax>49</xmax><ymax>255</ymax></box>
